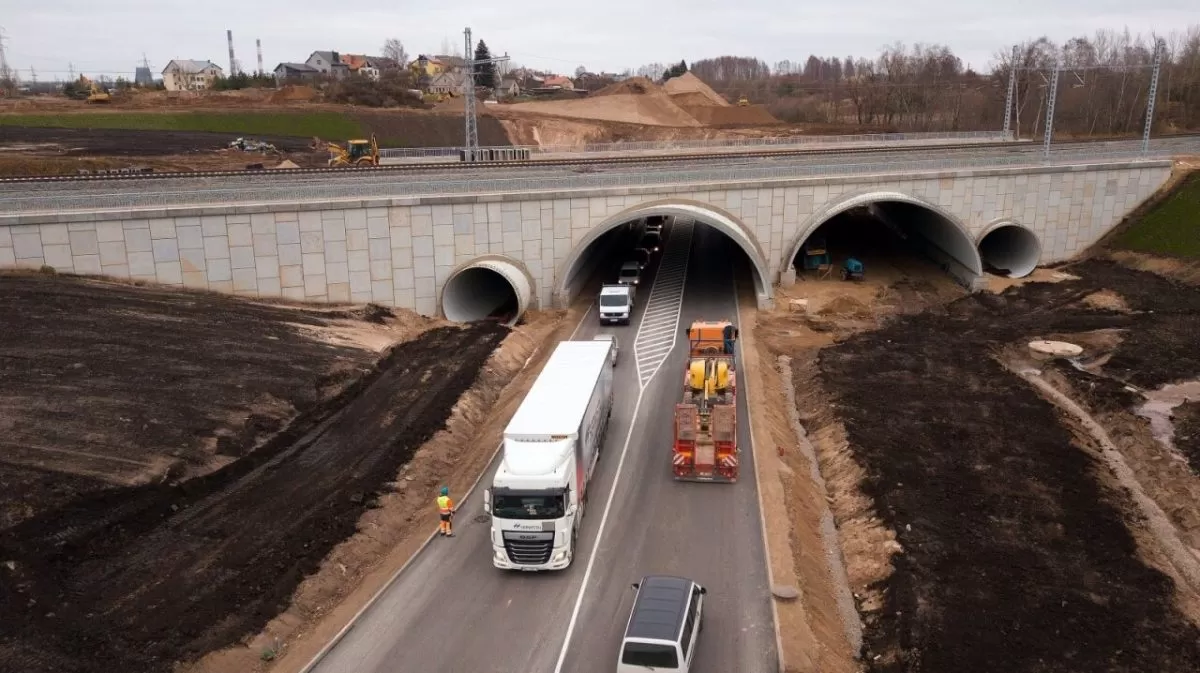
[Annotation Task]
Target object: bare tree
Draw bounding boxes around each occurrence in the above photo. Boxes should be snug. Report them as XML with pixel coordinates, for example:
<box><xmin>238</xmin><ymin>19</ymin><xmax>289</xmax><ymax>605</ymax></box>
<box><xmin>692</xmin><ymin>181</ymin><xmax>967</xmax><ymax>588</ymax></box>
<box><xmin>381</xmin><ymin>38</ymin><xmax>408</xmax><ymax>69</ymax></box>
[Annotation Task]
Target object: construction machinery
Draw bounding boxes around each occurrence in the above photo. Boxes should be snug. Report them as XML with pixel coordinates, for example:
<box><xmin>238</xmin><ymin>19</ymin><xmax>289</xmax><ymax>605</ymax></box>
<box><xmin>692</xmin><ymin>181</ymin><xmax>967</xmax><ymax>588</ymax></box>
<box><xmin>79</xmin><ymin>76</ymin><xmax>111</xmax><ymax>104</ymax></box>
<box><xmin>737</xmin><ymin>95</ymin><xmax>750</xmax><ymax>107</ymax></box>
<box><xmin>672</xmin><ymin>320</ymin><xmax>740</xmax><ymax>483</ymax></box>
<box><xmin>325</xmin><ymin>133</ymin><xmax>380</xmax><ymax>167</ymax></box>
<box><xmin>841</xmin><ymin>257</ymin><xmax>864</xmax><ymax>281</ymax></box>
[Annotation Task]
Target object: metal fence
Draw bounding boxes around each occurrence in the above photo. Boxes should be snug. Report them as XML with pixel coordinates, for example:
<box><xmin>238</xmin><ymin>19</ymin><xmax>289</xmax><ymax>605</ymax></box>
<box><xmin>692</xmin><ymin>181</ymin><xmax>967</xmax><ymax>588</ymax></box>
<box><xmin>2</xmin><ymin>142</ymin><xmax>1193</xmax><ymax>217</ymax></box>
<box><xmin>377</xmin><ymin>130</ymin><xmax>1017</xmax><ymax>159</ymax></box>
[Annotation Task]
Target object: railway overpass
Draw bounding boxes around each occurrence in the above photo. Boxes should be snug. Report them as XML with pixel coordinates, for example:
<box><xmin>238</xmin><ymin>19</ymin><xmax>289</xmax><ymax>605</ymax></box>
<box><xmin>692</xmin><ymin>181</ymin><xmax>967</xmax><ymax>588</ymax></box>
<box><xmin>0</xmin><ymin>145</ymin><xmax>1181</xmax><ymax>322</ymax></box>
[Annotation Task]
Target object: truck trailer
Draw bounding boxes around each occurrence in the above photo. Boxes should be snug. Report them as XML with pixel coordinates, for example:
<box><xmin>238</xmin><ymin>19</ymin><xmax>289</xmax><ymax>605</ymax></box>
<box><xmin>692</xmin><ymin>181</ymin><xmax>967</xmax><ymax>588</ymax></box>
<box><xmin>485</xmin><ymin>339</ymin><xmax>615</xmax><ymax>570</ymax></box>
<box><xmin>672</xmin><ymin>320</ymin><xmax>740</xmax><ymax>482</ymax></box>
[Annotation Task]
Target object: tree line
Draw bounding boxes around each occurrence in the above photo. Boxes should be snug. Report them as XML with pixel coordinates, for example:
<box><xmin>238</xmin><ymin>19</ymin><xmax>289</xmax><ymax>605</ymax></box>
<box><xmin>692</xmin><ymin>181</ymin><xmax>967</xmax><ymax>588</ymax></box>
<box><xmin>636</xmin><ymin>25</ymin><xmax>1200</xmax><ymax>136</ymax></box>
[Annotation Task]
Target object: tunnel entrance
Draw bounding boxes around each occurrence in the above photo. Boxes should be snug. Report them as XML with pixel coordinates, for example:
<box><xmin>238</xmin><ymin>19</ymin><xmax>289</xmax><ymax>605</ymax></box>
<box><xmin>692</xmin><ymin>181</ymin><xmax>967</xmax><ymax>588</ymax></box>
<box><xmin>978</xmin><ymin>224</ymin><xmax>1042</xmax><ymax>278</ymax></box>
<box><xmin>439</xmin><ymin>257</ymin><xmax>532</xmax><ymax>327</ymax></box>
<box><xmin>790</xmin><ymin>200</ymin><xmax>982</xmax><ymax>290</ymax></box>
<box><xmin>556</xmin><ymin>201</ymin><xmax>773</xmax><ymax>310</ymax></box>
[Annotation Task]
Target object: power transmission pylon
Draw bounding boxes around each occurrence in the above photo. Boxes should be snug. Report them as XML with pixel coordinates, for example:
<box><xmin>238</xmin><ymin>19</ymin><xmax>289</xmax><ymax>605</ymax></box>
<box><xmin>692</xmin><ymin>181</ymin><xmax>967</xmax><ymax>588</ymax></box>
<box><xmin>1143</xmin><ymin>38</ymin><xmax>1165</xmax><ymax>154</ymax></box>
<box><xmin>462</xmin><ymin>26</ymin><xmax>509</xmax><ymax>160</ymax></box>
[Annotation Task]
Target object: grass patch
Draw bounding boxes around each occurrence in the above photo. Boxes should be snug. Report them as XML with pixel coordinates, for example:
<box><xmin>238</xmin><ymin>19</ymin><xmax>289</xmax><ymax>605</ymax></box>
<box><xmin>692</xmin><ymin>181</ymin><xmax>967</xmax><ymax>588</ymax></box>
<box><xmin>1113</xmin><ymin>171</ymin><xmax>1200</xmax><ymax>258</ymax></box>
<box><xmin>0</xmin><ymin>112</ymin><xmax>364</xmax><ymax>139</ymax></box>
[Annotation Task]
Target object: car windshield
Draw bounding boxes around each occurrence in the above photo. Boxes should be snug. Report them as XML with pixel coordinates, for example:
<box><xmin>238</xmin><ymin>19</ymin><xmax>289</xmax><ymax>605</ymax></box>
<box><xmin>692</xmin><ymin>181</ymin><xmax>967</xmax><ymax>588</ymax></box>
<box><xmin>619</xmin><ymin>270</ymin><xmax>638</xmax><ymax>280</ymax></box>
<box><xmin>600</xmin><ymin>295</ymin><xmax>627</xmax><ymax>307</ymax></box>
<box><xmin>621</xmin><ymin>642</ymin><xmax>679</xmax><ymax>668</ymax></box>
<box><xmin>492</xmin><ymin>492</ymin><xmax>566</xmax><ymax>519</ymax></box>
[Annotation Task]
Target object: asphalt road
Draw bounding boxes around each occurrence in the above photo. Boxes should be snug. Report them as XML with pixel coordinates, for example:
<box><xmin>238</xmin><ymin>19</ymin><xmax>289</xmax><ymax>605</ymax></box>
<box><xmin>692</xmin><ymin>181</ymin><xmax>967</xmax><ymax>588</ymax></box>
<box><xmin>306</xmin><ymin>220</ymin><xmax>777</xmax><ymax>673</ymax></box>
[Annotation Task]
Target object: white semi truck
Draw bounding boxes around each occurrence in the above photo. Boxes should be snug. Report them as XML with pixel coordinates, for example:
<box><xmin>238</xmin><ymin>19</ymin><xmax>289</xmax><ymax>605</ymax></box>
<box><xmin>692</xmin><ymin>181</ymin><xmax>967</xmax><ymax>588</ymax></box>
<box><xmin>484</xmin><ymin>339</ymin><xmax>615</xmax><ymax>571</ymax></box>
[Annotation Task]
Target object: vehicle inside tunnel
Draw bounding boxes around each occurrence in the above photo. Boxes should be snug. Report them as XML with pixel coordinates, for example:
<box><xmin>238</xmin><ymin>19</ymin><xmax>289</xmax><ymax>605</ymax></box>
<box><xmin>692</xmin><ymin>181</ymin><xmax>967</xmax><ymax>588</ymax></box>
<box><xmin>791</xmin><ymin>201</ymin><xmax>982</xmax><ymax>288</ymax></box>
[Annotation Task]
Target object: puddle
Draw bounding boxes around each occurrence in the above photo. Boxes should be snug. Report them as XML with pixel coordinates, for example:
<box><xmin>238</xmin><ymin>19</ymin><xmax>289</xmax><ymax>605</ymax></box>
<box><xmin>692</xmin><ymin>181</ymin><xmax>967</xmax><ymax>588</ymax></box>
<box><xmin>1136</xmin><ymin>379</ymin><xmax>1200</xmax><ymax>455</ymax></box>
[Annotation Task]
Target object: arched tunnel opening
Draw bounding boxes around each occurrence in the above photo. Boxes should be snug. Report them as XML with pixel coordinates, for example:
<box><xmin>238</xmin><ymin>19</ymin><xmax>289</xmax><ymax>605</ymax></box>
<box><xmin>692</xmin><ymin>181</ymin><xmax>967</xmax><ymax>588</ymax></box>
<box><xmin>978</xmin><ymin>224</ymin><xmax>1042</xmax><ymax>278</ymax></box>
<box><xmin>558</xmin><ymin>210</ymin><xmax>771</xmax><ymax>311</ymax></box>
<box><xmin>440</xmin><ymin>258</ymin><xmax>532</xmax><ymax>327</ymax></box>
<box><xmin>791</xmin><ymin>201</ymin><xmax>982</xmax><ymax>289</ymax></box>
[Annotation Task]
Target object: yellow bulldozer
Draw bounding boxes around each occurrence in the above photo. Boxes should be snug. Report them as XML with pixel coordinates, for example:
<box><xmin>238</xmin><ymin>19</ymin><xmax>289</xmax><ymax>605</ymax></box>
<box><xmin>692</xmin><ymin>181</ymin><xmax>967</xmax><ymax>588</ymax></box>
<box><xmin>79</xmin><ymin>76</ymin><xmax>111</xmax><ymax>104</ymax></box>
<box><xmin>736</xmin><ymin>95</ymin><xmax>750</xmax><ymax>107</ymax></box>
<box><xmin>323</xmin><ymin>133</ymin><xmax>380</xmax><ymax>167</ymax></box>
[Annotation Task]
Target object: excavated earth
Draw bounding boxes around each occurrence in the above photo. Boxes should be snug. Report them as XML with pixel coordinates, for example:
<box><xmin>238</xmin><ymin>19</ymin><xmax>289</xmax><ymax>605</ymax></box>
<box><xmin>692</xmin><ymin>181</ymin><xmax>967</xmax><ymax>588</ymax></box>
<box><xmin>814</xmin><ymin>258</ymin><xmax>1200</xmax><ymax>673</ymax></box>
<box><xmin>0</xmin><ymin>273</ymin><xmax>507</xmax><ymax>673</ymax></box>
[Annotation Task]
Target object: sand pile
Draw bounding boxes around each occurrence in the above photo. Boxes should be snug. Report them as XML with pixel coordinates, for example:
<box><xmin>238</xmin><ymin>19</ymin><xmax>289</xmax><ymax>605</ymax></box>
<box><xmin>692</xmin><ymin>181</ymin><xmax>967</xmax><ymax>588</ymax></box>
<box><xmin>505</xmin><ymin>76</ymin><xmax>702</xmax><ymax>127</ymax></box>
<box><xmin>663</xmin><ymin>72</ymin><xmax>729</xmax><ymax>107</ymax></box>
<box><xmin>593</xmin><ymin>77</ymin><xmax>658</xmax><ymax>96</ymax></box>
<box><xmin>683</xmin><ymin>105</ymin><xmax>783</xmax><ymax>126</ymax></box>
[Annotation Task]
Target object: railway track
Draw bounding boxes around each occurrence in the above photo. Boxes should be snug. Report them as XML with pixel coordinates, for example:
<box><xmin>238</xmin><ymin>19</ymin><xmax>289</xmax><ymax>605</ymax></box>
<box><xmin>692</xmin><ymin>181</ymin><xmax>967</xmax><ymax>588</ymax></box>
<box><xmin>3</xmin><ymin>133</ymin><xmax>1196</xmax><ymax>185</ymax></box>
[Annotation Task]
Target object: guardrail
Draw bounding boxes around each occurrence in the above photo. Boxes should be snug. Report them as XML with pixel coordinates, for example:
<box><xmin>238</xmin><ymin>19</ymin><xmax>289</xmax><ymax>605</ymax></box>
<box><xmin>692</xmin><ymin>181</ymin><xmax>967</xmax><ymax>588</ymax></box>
<box><xmin>377</xmin><ymin>130</ymin><xmax>1017</xmax><ymax>159</ymax></box>
<box><xmin>2</xmin><ymin>141</ymin><xmax>1192</xmax><ymax>217</ymax></box>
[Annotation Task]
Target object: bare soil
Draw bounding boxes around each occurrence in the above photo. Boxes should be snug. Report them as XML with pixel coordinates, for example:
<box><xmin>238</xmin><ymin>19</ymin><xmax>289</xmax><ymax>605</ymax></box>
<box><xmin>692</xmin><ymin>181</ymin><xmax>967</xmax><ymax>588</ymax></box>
<box><xmin>808</xmin><ymin>258</ymin><xmax>1200</xmax><ymax>672</ymax></box>
<box><xmin>1177</xmin><ymin>402</ymin><xmax>1200</xmax><ymax>474</ymax></box>
<box><xmin>0</xmin><ymin>125</ymin><xmax>315</xmax><ymax>156</ymax></box>
<box><xmin>0</xmin><ymin>272</ymin><xmax>509</xmax><ymax>673</ymax></box>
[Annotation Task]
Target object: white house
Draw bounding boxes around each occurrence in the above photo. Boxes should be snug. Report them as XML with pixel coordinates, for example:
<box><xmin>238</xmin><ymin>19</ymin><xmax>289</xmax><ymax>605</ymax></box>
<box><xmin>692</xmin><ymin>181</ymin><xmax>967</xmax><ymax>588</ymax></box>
<box><xmin>161</xmin><ymin>60</ymin><xmax>223</xmax><ymax>91</ymax></box>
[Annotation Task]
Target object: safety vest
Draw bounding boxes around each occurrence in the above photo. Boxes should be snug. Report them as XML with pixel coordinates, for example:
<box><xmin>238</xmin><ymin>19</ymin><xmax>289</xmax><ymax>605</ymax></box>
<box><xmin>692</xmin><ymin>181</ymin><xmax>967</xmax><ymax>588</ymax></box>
<box><xmin>437</xmin><ymin>495</ymin><xmax>453</xmax><ymax>514</ymax></box>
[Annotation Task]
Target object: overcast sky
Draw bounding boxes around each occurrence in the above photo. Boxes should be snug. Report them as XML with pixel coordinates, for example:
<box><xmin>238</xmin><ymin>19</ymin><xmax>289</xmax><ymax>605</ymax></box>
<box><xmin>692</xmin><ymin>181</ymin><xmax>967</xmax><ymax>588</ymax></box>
<box><xmin>2</xmin><ymin>1</ymin><xmax>1195</xmax><ymax>80</ymax></box>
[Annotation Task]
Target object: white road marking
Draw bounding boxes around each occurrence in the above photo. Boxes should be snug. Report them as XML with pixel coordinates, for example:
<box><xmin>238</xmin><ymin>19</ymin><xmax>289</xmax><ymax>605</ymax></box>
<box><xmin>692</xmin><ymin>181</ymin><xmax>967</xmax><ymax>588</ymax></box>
<box><xmin>633</xmin><ymin>219</ymin><xmax>694</xmax><ymax>387</ymax></box>
<box><xmin>553</xmin><ymin>218</ymin><xmax>695</xmax><ymax>673</ymax></box>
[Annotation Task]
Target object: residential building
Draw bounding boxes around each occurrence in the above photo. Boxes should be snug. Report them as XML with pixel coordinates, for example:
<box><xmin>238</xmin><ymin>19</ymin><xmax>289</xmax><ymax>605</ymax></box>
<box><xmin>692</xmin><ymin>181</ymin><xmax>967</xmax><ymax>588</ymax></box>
<box><xmin>410</xmin><ymin>55</ymin><xmax>446</xmax><ymax>78</ymax></box>
<box><xmin>428</xmin><ymin>70</ymin><xmax>469</xmax><ymax>96</ymax></box>
<box><xmin>305</xmin><ymin>51</ymin><xmax>350</xmax><ymax>79</ymax></box>
<box><xmin>273</xmin><ymin>62</ymin><xmax>320</xmax><ymax>83</ymax></box>
<box><xmin>498</xmin><ymin>77</ymin><xmax>521</xmax><ymax>98</ymax></box>
<box><xmin>340</xmin><ymin>54</ymin><xmax>381</xmax><ymax>80</ymax></box>
<box><xmin>161</xmin><ymin>60</ymin><xmax>223</xmax><ymax>91</ymax></box>
<box><xmin>543</xmin><ymin>75</ymin><xmax>574</xmax><ymax>90</ymax></box>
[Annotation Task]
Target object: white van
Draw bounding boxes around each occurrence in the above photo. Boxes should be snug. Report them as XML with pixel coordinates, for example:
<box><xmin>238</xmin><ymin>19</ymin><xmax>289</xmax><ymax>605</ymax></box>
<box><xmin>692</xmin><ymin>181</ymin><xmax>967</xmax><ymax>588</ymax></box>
<box><xmin>617</xmin><ymin>575</ymin><xmax>706</xmax><ymax>673</ymax></box>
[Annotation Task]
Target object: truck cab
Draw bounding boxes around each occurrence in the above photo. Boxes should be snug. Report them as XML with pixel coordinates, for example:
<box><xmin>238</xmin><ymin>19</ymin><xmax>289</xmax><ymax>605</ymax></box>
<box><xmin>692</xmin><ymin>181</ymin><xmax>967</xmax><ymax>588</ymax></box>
<box><xmin>599</xmin><ymin>284</ymin><xmax>635</xmax><ymax>325</ymax></box>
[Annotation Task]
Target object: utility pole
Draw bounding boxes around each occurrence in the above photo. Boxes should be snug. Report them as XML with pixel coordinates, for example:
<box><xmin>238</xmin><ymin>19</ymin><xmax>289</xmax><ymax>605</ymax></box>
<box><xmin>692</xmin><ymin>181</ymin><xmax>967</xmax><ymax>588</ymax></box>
<box><xmin>256</xmin><ymin>39</ymin><xmax>264</xmax><ymax>76</ymax></box>
<box><xmin>30</xmin><ymin>67</ymin><xmax>36</xmax><ymax>83</ymax></box>
<box><xmin>0</xmin><ymin>27</ymin><xmax>11</xmax><ymax>83</ymax></box>
<box><xmin>69</xmin><ymin>62</ymin><xmax>75</xmax><ymax>80</ymax></box>
<box><xmin>1042</xmin><ymin>59</ymin><xmax>1060</xmax><ymax>158</ymax></box>
<box><xmin>1142</xmin><ymin>38</ymin><xmax>1164</xmax><ymax>154</ymax></box>
<box><xmin>462</xmin><ymin>26</ymin><xmax>509</xmax><ymax>160</ymax></box>
<box><xmin>1002</xmin><ymin>45</ymin><xmax>1017</xmax><ymax>136</ymax></box>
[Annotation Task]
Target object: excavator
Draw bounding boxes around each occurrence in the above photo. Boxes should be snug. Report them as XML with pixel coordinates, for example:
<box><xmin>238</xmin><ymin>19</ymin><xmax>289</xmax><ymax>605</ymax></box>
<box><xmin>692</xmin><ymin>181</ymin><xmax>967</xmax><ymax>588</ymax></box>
<box><xmin>671</xmin><ymin>320</ymin><xmax>740</xmax><ymax>483</ymax></box>
<box><xmin>322</xmin><ymin>133</ymin><xmax>380</xmax><ymax>167</ymax></box>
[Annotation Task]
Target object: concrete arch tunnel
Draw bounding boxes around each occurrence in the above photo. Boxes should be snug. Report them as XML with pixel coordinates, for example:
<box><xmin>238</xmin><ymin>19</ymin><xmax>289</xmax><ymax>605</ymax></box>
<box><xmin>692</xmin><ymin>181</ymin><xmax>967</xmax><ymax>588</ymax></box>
<box><xmin>439</xmin><ymin>256</ymin><xmax>535</xmax><ymax>327</ymax></box>
<box><xmin>977</xmin><ymin>221</ymin><xmax>1043</xmax><ymax>279</ymax></box>
<box><xmin>555</xmin><ymin>200</ymin><xmax>775</xmax><ymax>308</ymax></box>
<box><xmin>786</xmin><ymin>191</ymin><xmax>987</xmax><ymax>288</ymax></box>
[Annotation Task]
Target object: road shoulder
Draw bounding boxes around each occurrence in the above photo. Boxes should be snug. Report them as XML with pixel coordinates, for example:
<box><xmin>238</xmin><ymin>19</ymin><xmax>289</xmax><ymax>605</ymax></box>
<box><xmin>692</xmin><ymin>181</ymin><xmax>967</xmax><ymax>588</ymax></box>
<box><xmin>739</xmin><ymin>292</ymin><xmax>861</xmax><ymax>673</ymax></box>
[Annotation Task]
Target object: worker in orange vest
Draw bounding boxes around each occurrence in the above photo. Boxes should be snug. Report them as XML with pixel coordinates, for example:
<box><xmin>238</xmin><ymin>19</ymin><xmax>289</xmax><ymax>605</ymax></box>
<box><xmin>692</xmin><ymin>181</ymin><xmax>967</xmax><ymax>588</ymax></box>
<box><xmin>437</xmin><ymin>486</ymin><xmax>455</xmax><ymax>537</ymax></box>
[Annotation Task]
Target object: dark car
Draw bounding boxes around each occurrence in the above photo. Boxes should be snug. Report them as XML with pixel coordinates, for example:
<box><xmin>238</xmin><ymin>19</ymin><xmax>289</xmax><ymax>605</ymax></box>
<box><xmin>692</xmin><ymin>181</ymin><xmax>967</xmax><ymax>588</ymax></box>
<box><xmin>640</xmin><ymin>232</ymin><xmax>662</xmax><ymax>253</ymax></box>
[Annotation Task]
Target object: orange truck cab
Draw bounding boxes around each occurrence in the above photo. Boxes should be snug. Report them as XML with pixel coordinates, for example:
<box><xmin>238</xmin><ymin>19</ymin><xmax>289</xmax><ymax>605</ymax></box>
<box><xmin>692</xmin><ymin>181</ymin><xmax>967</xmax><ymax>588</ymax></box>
<box><xmin>672</xmin><ymin>321</ymin><xmax>739</xmax><ymax>482</ymax></box>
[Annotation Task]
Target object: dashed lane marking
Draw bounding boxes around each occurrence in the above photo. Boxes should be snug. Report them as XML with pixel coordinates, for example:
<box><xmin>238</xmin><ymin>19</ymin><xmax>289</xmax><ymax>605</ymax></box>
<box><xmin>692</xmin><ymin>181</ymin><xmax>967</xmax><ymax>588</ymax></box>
<box><xmin>633</xmin><ymin>218</ymin><xmax>693</xmax><ymax>388</ymax></box>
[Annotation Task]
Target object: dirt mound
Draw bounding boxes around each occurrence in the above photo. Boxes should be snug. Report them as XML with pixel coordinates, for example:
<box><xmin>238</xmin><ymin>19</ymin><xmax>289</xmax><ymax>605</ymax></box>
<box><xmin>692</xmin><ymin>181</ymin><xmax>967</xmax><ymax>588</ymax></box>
<box><xmin>682</xmin><ymin>104</ymin><xmax>782</xmax><ymax>126</ymax></box>
<box><xmin>663</xmin><ymin>72</ymin><xmax>729</xmax><ymax>107</ymax></box>
<box><xmin>593</xmin><ymin>76</ymin><xmax>658</xmax><ymax>97</ymax></box>
<box><xmin>270</xmin><ymin>85</ymin><xmax>317</xmax><ymax>103</ymax></box>
<box><xmin>0</xmin><ymin>318</ymin><xmax>507</xmax><ymax>673</ymax></box>
<box><xmin>814</xmin><ymin>259</ymin><xmax>1200</xmax><ymax>673</ymax></box>
<box><xmin>504</xmin><ymin>85</ymin><xmax>703</xmax><ymax>128</ymax></box>
<box><xmin>350</xmin><ymin>109</ymin><xmax>510</xmax><ymax>147</ymax></box>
